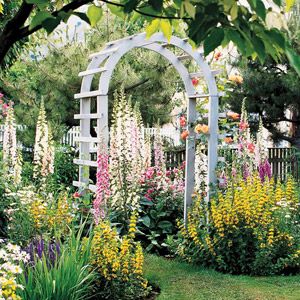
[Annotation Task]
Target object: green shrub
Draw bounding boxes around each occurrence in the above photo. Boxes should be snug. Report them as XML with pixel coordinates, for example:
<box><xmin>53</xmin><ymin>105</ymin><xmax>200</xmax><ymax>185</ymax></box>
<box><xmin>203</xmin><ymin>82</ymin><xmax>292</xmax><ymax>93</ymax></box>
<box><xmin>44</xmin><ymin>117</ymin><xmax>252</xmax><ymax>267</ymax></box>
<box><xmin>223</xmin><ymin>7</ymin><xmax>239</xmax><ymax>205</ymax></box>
<box><xmin>89</xmin><ymin>216</ymin><xmax>151</xmax><ymax>300</ymax></box>
<box><xmin>174</xmin><ymin>176</ymin><xmax>300</xmax><ymax>275</ymax></box>
<box><xmin>52</xmin><ymin>146</ymin><xmax>78</xmax><ymax>187</ymax></box>
<box><xmin>137</xmin><ymin>166</ymin><xmax>184</xmax><ymax>254</ymax></box>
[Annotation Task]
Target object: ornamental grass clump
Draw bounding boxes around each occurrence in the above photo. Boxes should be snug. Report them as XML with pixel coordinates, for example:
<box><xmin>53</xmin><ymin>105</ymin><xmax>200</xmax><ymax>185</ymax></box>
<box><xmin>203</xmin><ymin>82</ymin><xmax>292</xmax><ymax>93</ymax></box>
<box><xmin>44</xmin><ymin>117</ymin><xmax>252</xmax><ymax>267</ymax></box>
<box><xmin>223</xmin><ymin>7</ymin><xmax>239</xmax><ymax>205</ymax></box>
<box><xmin>18</xmin><ymin>228</ymin><xmax>96</xmax><ymax>300</ymax></box>
<box><xmin>177</xmin><ymin>175</ymin><xmax>300</xmax><ymax>275</ymax></box>
<box><xmin>89</xmin><ymin>212</ymin><xmax>150</xmax><ymax>300</ymax></box>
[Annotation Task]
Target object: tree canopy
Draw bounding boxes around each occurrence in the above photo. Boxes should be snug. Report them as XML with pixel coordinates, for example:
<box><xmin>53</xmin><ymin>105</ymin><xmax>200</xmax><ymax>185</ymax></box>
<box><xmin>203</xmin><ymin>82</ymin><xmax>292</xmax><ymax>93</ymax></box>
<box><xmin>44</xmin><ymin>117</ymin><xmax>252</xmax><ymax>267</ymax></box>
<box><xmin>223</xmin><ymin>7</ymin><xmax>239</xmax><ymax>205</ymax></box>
<box><xmin>226</xmin><ymin>4</ymin><xmax>300</xmax><ymax>148</ymax></box>
<box><xmin>0</xmin><ymin>0</ymin><xmax>299</xmax><ymax>75</ymax></box>
<box><xmin>0</xmin><ymin>14</ymin><xmax>182</xmax><ymax>145</ymax></box>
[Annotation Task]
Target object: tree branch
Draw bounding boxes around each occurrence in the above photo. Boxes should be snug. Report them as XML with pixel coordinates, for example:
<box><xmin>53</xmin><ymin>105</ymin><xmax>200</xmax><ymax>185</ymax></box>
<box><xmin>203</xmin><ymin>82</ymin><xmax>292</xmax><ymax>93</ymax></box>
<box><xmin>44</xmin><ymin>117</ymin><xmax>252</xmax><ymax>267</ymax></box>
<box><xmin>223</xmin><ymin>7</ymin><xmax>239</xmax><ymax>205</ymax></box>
<box><xmin>100</xmin><ymin>0</ymin><xmax>191</xmax><ymax>20</ymax></box>
<box><xmin>0</xmin><ymin>2</ymin><xmax>34</xmax><ymax>65</ymax></box>
<box><xmin>19</xmin><ymin>0</ymin><xmax>93</xmax><ymax>39</ymax></box>
<box><xmin>2</xmin><ymin>2</ymin><xmax>34</xmax><ymax>30</ymax></box>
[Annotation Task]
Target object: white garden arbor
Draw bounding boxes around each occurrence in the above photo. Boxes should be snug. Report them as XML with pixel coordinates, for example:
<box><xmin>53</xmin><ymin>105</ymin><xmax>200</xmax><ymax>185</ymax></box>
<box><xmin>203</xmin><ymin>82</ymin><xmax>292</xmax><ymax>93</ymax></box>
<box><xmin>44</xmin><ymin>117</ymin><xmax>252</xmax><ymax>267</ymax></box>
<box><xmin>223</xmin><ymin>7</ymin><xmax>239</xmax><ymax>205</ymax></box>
<box><xmin>73</xmin><ymin>32</ymin><xmax>220</xmax><ymax>223</ymax></box>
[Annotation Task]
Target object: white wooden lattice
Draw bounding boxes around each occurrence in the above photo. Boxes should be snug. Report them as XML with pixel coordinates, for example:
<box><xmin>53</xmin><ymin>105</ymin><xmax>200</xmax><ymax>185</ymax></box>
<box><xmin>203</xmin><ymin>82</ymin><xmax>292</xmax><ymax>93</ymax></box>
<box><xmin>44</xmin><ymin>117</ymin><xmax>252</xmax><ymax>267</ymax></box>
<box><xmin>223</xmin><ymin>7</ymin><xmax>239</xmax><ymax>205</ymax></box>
<box><xmin>74</xmin><ymin>32</ymin><xmax>219</xmax><ymax>223</ymax></box>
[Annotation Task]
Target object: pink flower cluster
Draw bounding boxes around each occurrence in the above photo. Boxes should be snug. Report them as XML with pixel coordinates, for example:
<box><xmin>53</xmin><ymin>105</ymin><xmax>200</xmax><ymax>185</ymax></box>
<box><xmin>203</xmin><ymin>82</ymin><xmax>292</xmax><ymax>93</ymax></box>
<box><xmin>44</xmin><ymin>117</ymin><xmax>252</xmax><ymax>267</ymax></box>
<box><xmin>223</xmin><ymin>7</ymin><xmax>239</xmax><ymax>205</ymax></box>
<box><xmin>94</xmin><ymin>148</ymin><xmax>110</xmax><ymax>224</ymax></box>
<box><xmin>140</xmin><ymin>163</ymin><xmax>185</xmax><ymax>202</ymax></box>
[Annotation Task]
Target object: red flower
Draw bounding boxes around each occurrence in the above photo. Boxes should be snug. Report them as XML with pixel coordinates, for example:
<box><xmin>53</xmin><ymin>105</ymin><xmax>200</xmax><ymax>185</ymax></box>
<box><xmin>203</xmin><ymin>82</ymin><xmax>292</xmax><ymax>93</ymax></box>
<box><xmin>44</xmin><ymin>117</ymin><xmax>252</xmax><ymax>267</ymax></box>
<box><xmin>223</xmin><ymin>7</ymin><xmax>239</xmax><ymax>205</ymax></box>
<box><xmin>179</xmin><ymin>116</ymin><xmax>186</xmax><ymax>127</ymax></box>
<box><xmin>192</xmin><ymin>77</ymin><xmax>199</xmax><ymax>86</ymax></box>
<box><xmin>73</xmin><ymin>191</ymin><xmax>81</xmax><ymax>198</ymax></box>
<box><xmin>247</xmin><ymin>143</ymin><xmax>255</xmax><ymax>153</ymax></box>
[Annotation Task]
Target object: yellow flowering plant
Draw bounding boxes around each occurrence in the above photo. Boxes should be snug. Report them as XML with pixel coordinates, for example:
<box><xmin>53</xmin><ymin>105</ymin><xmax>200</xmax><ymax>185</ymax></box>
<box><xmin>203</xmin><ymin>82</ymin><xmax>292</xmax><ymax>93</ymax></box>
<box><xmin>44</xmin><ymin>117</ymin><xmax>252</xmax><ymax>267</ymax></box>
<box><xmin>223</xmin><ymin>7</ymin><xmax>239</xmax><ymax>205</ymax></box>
<box><xmin>89</xmin><ymin>212</ymin><xmax>151</xmax><ymax>300</ymax></box>
<box><xmin>29</xmin><ymin>191</ymin><xmax>76</xmax><ymax>238</ymax></box>
<box><xmin>175</xmin><ymin>175</ymin><xmax>300</xmax><ymax>275</ymax></box>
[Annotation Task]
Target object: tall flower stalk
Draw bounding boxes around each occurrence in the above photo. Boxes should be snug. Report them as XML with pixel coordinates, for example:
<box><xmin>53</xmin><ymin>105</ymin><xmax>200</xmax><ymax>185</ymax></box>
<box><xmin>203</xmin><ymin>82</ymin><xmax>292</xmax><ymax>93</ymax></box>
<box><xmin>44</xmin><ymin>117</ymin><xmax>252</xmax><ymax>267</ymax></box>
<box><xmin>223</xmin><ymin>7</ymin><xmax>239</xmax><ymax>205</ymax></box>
<box><xmin>109</xmin><ymin>89</ymin><xmax>144</xmax><ymax>212</ymax></box>
<box><xmin>153</xmin><ymin>128</ymin><xmax>166</xmax><ymax>173</ymax></box>
<box><xmin>94</xmin><ymin>140</ymin><xmax>110</xmax><ymax>224</ymax></box>
<box><xmin>33</xmin><ymin>100</ymin><xmax>54</xmax><ymax>180</ymax></box>
<box><xmin>3</xmin><ymin>104</ymin><xmax>22</xmax><ymax>184</ymax></box>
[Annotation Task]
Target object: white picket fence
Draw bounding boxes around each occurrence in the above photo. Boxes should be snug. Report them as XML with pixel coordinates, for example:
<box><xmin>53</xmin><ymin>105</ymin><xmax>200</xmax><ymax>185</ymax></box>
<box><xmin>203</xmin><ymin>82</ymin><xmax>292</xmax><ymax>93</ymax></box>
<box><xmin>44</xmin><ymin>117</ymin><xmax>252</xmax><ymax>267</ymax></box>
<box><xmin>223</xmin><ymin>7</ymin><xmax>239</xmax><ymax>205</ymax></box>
<box><xmin>143</xmin><ymin>127</ymin><xmax>180</xmax><ymax>145</ymax></box>
<box><xmin>0</xmin><ymin>125</ymin><xmax>181</xmax><ymax>147</ymax></box>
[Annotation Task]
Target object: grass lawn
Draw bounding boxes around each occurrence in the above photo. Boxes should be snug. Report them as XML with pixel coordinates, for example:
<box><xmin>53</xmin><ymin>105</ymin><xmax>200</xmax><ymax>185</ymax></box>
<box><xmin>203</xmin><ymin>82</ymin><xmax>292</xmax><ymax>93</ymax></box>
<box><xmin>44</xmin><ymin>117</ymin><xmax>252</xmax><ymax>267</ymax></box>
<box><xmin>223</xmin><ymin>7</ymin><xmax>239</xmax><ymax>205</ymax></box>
<box><xmin>144</xmin><ymin>255</ymin><xmax>300</xmax><ymax>300</ymax></box>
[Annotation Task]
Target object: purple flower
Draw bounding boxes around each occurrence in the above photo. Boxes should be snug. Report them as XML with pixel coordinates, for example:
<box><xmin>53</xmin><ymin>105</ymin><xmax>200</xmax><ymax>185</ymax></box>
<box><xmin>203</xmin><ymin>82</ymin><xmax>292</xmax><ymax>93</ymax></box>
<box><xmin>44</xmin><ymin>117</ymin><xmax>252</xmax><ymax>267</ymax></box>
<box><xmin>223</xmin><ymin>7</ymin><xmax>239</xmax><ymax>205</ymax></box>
<box><xmin>243</xmin><ymin>164</ymin><xmax>250</xmax><ymax>180</ymax></box>
<box><xmin>36</xmin><ymin>238</ymin><xmax>44</xmax><ymax>259</ymax></box>
<box><xmin>258</xmin><ymin>159</ymin><xmax>272</xmax><ymax>182</ymax></box>
<box><xmin>24</xmin><ymin>238</ymin><xmax>61</xmax><ymax>267</ymax></box>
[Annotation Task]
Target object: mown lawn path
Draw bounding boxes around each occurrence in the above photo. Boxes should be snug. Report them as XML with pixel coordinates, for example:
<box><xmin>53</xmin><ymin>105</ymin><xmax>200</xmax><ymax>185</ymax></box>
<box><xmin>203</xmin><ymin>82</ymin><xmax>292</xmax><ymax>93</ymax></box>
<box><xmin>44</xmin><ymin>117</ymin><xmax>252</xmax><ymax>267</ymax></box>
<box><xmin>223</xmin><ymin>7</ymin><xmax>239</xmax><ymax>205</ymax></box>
<box><xmin>144</xmin><ymin>255</ymin><xmax>300</xmax><ymax>300</ymax></box>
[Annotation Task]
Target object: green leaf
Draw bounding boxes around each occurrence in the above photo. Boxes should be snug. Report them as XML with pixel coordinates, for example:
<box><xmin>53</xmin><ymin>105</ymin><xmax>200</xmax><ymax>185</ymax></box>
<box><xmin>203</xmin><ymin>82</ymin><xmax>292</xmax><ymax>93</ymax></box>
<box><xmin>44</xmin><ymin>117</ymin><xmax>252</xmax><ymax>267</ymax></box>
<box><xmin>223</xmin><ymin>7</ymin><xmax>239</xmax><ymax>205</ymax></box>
<box><xmin>273</xmin><ymin>0</ymin><xmax>282</xmax><ymax>6</ymax></box>
<box><xmin>57</xmin><ymin>11</ymin><xmax>72</xmax><ymax>23</ymax></box>
<box><xmin>248</xmin><ymin>0</ymin><xmax>257</xmax><ymax>9</ymax></box>
<box><xmin>150</xmin><ymin>209</ymin><xmax>158</xmax><ymax>219</ymax></box>
<box><xmin>225</xmin><ymin>29</ymin><xmax>246</xmax><ymax>55</ymax></box>
<box><xmin>73</xmin><ymin>12</ymin><xmax>91</xmax><ymax>25</ymax></box>
<box><xmin>140</xmin><ymin>198</ymin><xmax>154</xmax><ymax>206</ymax></box>
<box><xmin>141</xmin><ymin>215</ymin><xmax>151</xmax><ymax>227</ymax></box>
<box><xmin>252</xmin><ymin>35</ymin><xmax>266</xmax><ymax>63</ymax></box>
<box><xmin>230</xmin><ymin>3</ymin><xmax>238</xmax><ymax>20</ymax></box>
<box><xmin>146</xmin><ymin>19</ymin><xmax>160</xmax><ymax>39</ymax></box>
<box><xmin>149</xmin><ymin>0</ymin><xmax>163</xmax><ymax>12</ymax></box>
<box><xmin>158</xmin><ymin>220</ymin><xmax>173</xmax><ymax>230</ymax></box>
<box><xmin>107</xmin><ymin>3</ymin><xmax>125</xmax><ymax>18</ymax></box>
<box><xmin>204</xmin><ymin>28</ymin><xmax>224</xmax><ymax>56</ymax></box>
<box><xmin>184</xmin><ymin>1</ymin><xmax>196</xmax><ymax>18</ymax></box>
<box><xmin>25</xmin><ymin>0</ymin><xmax>48</xmax><ymax>3</ymax></box>
<box><xmin>160</xmin><ymin>19</ymin><xmax>172</xmax><ymax>42</ymax></box>
<box><xmin>124</xmin><ymin>0</ymin><xmax>139</xmax><ymax>13</ymax></box>
<box><xmin>87</xmin><ymin>5</ymin><xmax>103</xmax><ymax>27</ymax></box>
<box><xmin>286</xmin><ymin>0</ymin><xmax>295</xmax><ymax>11</ymax></box>
<box><xmin>223</xmin><ymin>0</ymin><xmax>234</xmax><ymax>12</ymax></box>
<box><xmin>25</xmin><ymin>0</ymin><xmax>48</xmax><ymax>9</ymax></box>
<box><xmin>151</xmin><ymin>240</ymin><xmax>159</xmax><ymax>246</ymax></box>
<box><xmin>29</xmin><ymin>11</ymin><xmax>55</xmax><ymax>30</ymax></box>
<box><xmin>42</xmin><ymin>16</ymin><xmax>61</xmax><ymax>34</ymax></box>
<box><xmin>286</xmin><ymin>46</ymin><xmax>300</xmax><ymax>77</ymax></box>
<box><xmin>268</xmin><ymin>29</ymin><xmax>285</xmax><ymax>49</ymax></box>
<box><xmin>255</xmin><ymin>0</ymin><xmax>266</xmax><ymax>20</ymax></box>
